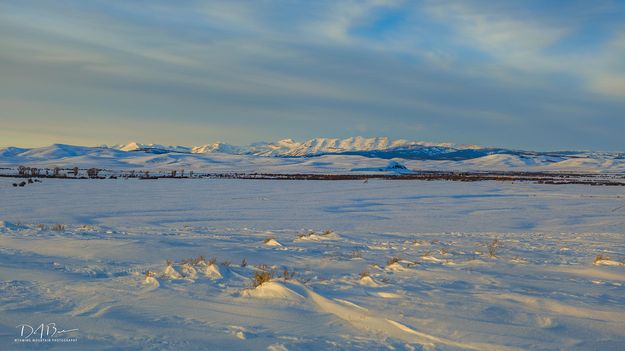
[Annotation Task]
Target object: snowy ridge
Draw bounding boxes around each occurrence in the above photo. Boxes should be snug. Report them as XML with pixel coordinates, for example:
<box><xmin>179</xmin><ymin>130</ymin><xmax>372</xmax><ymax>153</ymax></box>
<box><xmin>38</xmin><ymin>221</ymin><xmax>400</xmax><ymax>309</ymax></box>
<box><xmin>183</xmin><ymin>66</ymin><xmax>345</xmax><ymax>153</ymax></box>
<box><xmin>190</xmin><ymin>136</ymin><xmax>481</xmax><ymax>157</ymax></box>
<box><xmin>1</xmin><ymin>137</ymin><xmax>624</xmax><ymax>173</ymax></box>
<box><xmin>105</xmin><ymin>136</ymin><xmax>483</xmax><ymax>157</ymax></box>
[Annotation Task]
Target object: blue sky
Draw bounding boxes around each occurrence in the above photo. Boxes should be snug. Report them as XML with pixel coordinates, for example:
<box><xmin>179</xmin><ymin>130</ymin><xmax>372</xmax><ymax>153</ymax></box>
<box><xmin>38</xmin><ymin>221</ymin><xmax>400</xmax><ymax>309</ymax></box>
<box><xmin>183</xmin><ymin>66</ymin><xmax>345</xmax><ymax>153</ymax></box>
<box><xmin>1</xmin><ymin>0</ymin><xmax>624</xmax><ymax>150</ymax></box>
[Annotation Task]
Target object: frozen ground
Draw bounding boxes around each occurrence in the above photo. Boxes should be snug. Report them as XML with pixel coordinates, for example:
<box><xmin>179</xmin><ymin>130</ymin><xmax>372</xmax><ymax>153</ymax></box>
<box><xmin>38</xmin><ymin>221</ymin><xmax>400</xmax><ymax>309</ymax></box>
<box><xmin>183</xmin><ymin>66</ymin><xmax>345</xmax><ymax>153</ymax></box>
<box><xmin>1</xmin><ymin>178</ymin><xmax>624</xmax><ymax>350</ymax></box>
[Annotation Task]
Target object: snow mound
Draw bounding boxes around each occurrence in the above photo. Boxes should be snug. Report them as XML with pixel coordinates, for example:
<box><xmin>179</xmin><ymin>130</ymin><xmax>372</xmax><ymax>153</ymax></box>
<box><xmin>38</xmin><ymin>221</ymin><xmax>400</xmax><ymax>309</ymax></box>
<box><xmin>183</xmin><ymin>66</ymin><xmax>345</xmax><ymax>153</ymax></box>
<box><xmin>385</xmin><ymin>262</ymin><xmax>407</xmax><ymax>272</ymax></box>
<box><xmin>201</xmin><ymin>263</ymin><xmax>223</xmax><ymax>279</ymax></box>
<box><xmin>377</xmin><ymin>292</ymin><xmax>402</xmax><ymax>299</ymax></box>
<box><xmin>421</xmin><ymin>254</ymin><xmax>443</xmax><ymax>263</ymax></box>
<box><xmin>359</xmin><ymin>275</ymin><xmax>381</xmax><ymax>287</ymax></box>
<box><xmin>263</xmin><ymin>238</ymin><xmax>282</xmax><ymax>247</ymax></box>
<box><xmin>594</xmin><ymin>258</ymin><xmax>624</xmax><ymax>267</ymax></box>
<box><xmin>144</xmin><ymin>276</ymin><xmax>160</xmax><ymax>287</ymax></box>
<box><xmin>162</xmin><ymin>265</ymin><xmax>183</xmax><ymax>279</ymax></box>
<box><xmin>241</xmin><ymin>281</ymin><xmax>304</xmax><ymax>300</ymax></box>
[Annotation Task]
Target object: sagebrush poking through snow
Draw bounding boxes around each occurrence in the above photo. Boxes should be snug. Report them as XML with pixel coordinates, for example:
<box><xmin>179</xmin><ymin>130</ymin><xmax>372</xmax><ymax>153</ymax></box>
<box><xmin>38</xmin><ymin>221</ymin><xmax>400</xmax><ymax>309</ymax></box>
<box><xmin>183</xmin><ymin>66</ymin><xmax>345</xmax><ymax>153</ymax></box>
<box><xmin>592</xmin><ymin>254</ymin><xmax>625</xmax><ymax>266</ymax></box>
<box><xmin>51</xmin><ymin>224</ymin><xmax>65</xmax><ymax>231</ymax></box>
<box><xmin>386</xmin><ymin>257</ymin><xmax>400</xmax><ymax>266</ymax></box>
<box><xmin>192</xmin><ymin>255</ymin><xmax>206</xmax><ymax>265</ymax></box>
<box><xmin>487</xmin><ymin>239</ymin><xmax>500</xmax><ymax>258</ymax></box>
<box><xmin>253</xmin><ymin>270</ymin><xmax>273</xmax><ymax>287</ymax></box>
<box><xmin>297</xmin><ymin>230</ymin><xmax>315</xmax><ymax>239</ymax></box>
<box><xmin>594</xmin><ymin>254</ymin><xmax>607</xmax><ymax>264</ymax></box>
<box><xmin>144</xmin><ymin>270</ymin><xmax>159</xmax><ymax>286</ymax></box>
<box><xmin>359</xmin><ymin>269</ymin><xmax>370</xmax><ymax>279</ymax></box>
<box><xmin>162</xmin><ymin>261</ymin><xmax>183</xmax><ymax>279</ymax></box>
<box><xmin>145</xmin><ymin>270</ymin><xmax>156</xmax><ymax>278</ymax></box>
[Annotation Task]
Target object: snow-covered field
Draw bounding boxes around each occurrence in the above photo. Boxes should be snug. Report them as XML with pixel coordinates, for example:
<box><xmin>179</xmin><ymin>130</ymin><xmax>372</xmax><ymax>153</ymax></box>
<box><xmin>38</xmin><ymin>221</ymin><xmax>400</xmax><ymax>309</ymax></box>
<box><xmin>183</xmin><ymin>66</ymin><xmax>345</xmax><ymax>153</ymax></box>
<box><xmin>1</xmin><ymin>178</ymin><xmax>624</xmax><ymax>350</ymax></box>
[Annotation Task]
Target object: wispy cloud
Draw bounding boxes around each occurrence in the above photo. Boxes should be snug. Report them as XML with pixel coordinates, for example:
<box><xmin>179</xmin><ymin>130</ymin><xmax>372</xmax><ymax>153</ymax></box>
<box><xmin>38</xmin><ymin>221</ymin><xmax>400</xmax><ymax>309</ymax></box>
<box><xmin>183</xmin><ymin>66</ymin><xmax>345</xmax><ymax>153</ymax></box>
<box><xmin>0</xmin><ymin>0</ymin><xmax>624</xmax><ymax>149</ymax></box>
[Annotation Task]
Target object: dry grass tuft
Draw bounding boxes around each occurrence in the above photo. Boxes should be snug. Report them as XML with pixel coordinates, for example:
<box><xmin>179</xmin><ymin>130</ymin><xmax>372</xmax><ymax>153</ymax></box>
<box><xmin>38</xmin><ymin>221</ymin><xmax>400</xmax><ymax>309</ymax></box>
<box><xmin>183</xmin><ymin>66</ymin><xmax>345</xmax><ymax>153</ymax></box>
<box><xmin>208</xmin><ymin>257</ymin><xmax>217</xmax><ymax>265</ymax></box>
<box><xmin>221</xmin><ymin>260</ymin><xmax>232</xmax><ymax>267</ymax></box>
<box><xmin>241</xmin><ymin>258</ymin><xmax>247</xmax><ymax>267</ymax></box>
<box><xmin>165</xmin><ymin>259</ymin><xmax>173</xmax><ymax>267</ymax></box>
<box><xmin>252</xmin><ymin>270</ymin><xmax>273</xmax><ymax>287</ymax></box>
<box><xmin>359</xmin><ymin>269</ymin><xmax>370</xmax><ymax>279</ymax></box>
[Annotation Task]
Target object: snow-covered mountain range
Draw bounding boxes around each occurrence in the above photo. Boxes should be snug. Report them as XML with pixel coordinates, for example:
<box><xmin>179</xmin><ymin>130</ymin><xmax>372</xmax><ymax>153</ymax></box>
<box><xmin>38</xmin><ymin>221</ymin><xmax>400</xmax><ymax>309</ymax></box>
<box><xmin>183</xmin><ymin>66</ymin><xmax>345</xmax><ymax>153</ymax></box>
<box><xmin>1</xmin><ymin>137</ymin><xmax>624</xmax><ymax>173</ymax></box>
<box><xmin>107</xmin><ymin>137</ymin><xmax>473</xmax><ymax>158</ymax></box>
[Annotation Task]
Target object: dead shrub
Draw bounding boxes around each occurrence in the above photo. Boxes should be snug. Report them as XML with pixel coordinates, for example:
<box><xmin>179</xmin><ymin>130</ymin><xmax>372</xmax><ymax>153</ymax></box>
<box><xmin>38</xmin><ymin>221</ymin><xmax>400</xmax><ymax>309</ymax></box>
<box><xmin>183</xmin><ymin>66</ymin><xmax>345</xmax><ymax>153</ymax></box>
<box><xmin>51</xmin><ymin>224</ymin><xmax>65</xmax><ymax>231</ymax></box>
<box><xmin>252</xmin><ymin>270</ymin><xmax>273</xmax><ymax>287</ymax></box>
<box><xmin>192</xmin><ymin>255</ymin><xmax>206</xmax><ymax>265</ymax></box>
<box><xmin>487</xmin><ymin>239</ymin><xmax>500</xmax><ymax>258</ymax></box>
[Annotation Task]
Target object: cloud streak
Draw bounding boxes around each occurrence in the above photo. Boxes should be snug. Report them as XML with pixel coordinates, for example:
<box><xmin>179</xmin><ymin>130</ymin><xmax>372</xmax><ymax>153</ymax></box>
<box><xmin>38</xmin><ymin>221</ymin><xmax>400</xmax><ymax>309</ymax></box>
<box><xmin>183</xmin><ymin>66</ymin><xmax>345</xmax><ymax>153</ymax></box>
<box><xmin>0</xmin><ymin>0</ymin><xmax>624</xmax><ymax>150</ymax></box>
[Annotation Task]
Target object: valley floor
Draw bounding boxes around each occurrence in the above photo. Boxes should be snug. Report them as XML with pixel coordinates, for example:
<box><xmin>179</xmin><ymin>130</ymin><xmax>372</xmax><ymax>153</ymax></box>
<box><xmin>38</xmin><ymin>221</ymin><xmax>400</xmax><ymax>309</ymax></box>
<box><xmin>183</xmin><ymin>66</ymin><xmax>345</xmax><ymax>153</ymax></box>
<box><xmin>1</xmin><ymin>178</ymin><xmax>624</xmax><ymax>350</ymax></box>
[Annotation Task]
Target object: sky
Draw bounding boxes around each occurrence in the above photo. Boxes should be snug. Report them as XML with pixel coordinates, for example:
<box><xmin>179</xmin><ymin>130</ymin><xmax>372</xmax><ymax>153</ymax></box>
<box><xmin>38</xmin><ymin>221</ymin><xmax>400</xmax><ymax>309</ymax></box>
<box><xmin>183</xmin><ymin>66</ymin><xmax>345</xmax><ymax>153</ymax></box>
<box><xmin>1</xmin><ymin>0</ymin><xmax>624</xmax><ymax>151</ymax></box>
